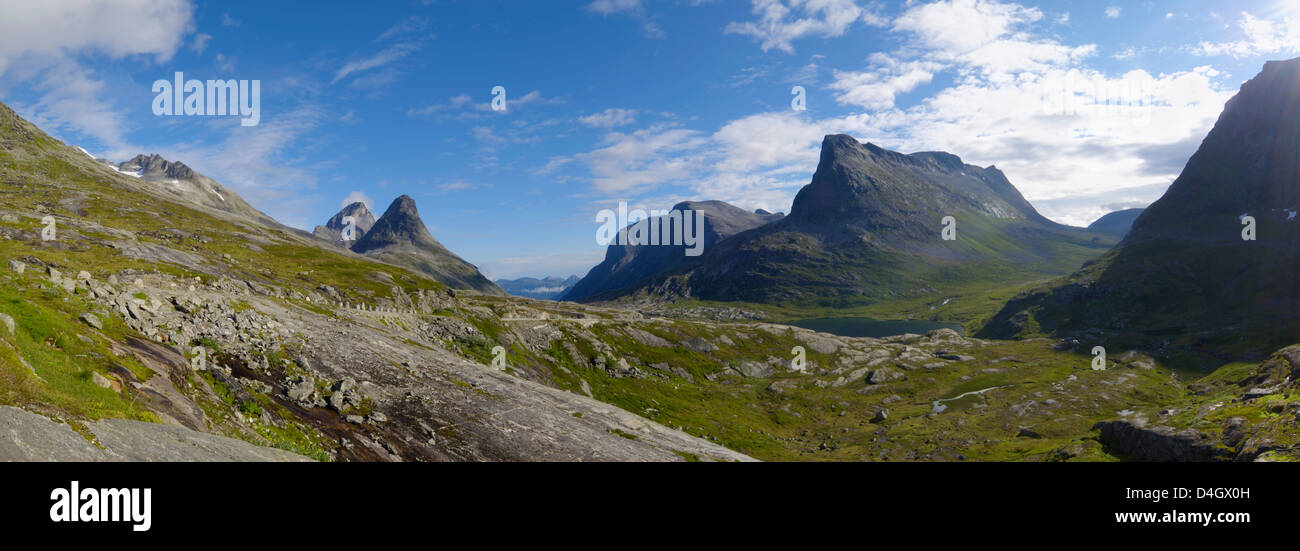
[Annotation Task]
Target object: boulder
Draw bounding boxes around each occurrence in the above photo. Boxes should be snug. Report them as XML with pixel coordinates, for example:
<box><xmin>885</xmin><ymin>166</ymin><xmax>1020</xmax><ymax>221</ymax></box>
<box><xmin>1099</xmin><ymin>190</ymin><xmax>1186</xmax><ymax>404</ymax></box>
<box><xmin>867</xmin><ymin>368</ymin><xmax>903</xmax><ymax>384</ymax></box>
<box><xmin>79</xmin><ymin>313</ymin><xmax>102</xmax><ymax>330</ymax></box>
<box><xmin>681</xmin><ymin>337</ymin><xmax>717</xmax><ymax>353</ymax></box>
<box><xmin>733</xmin><ymin>360</ymin><xmax>774</xmax><ymax>378</ymax></box>
<box><xmin>91</xmin><ymin>372</ymin><xmax>119</xmax><ymax>392</ymax></box>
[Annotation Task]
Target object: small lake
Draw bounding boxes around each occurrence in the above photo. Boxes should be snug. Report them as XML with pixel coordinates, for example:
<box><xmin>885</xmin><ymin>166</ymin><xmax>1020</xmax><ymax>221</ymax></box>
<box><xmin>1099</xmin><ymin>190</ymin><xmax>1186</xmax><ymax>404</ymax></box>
<box><xmin>785</xmin><ymin>317</ymin><xmax>965</xmax><ymax>339</ymax></box>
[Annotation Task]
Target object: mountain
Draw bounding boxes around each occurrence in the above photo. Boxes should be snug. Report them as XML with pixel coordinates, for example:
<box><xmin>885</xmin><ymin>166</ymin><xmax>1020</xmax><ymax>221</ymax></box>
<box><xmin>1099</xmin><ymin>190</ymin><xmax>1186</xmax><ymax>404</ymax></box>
<box><xmin>594</xmin><ymin>135</ymin><xmax>1115</xmax><ymax>308</ymax></box>
<box><xmin>497</xmin><ymin>275</ymin><xmax>580</xmax><ymax>300</ymax></box>
<box><xmin>7</xmin><ymin>90</ymin><xmax>1300</xmax><ymax>464</ymax></box>
<box><xmin>562</xmin><ymin>201</ymin><xmax>783</xmax><ymax>301</ymax></box>
<box><xmin>980</xmin><ymin>58</ymin><xmax>1300</xmax><ymax>355</ymax></box>
<box><xmin>313</xmin><ymin>201</ymin><xmax>376</xmax><ymax>247</ymax></box>
<box><xmin>1085</xmin><ymin>208</ymin><xmax>1144</xmax><ymax>237</ymax></box>
<box><xmin>86</xmin><ymin>151</ymin><xmax>280</xmax><ymax>228</ymax></box>
<box><xmin>350</xmin><ymin>195</ymin><xmax>503</xmax><ymax>295</ymax></box>
<box><xmin>0</xmin><ymin>99</ymin><xmax>749</xmax><ymax>462</ymax></box>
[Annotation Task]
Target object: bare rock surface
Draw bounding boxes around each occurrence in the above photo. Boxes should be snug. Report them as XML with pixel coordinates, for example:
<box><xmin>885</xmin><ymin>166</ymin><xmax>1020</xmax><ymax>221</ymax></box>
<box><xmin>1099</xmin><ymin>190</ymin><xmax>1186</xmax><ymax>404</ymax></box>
<box><xmin>0</xmin><ymin>406</ymin><xmax>310</xmax><ymax>462</ymax></box>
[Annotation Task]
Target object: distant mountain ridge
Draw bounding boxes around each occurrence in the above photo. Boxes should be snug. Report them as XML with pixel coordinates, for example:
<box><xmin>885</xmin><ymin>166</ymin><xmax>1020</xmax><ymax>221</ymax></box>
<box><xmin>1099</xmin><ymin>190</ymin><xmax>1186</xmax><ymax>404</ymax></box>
<box><xmin>590</xmin><ymin>135</ymin><xmax>1115</xmax><ymax>307</ymax></box>
<box><xmin>80</xmin><ymin>150</ymin><xmax>280</xmax><ymax>228</ymax></box>
<box><xmin>1086</xmin><ymin>208</ymin><xmax>1144</xmax><ymax>237</ymax></box>
<box><xmin>563</xmin><ymin>200</ymin><xmax>783</xmax><ymax>302</ymax></box>
<box><xmin>497</xmin><ymin>275</ymin><xmax>580</xmax><ymax>300</ymax></box>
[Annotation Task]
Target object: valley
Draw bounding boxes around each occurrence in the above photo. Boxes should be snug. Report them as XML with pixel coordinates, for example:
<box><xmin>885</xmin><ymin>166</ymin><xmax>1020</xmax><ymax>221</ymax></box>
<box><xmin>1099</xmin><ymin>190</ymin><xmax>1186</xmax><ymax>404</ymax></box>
<box><xmin>3</xmin><ymin>58</ymin><xmax>1300</xmax><ymax>464</ymax></box>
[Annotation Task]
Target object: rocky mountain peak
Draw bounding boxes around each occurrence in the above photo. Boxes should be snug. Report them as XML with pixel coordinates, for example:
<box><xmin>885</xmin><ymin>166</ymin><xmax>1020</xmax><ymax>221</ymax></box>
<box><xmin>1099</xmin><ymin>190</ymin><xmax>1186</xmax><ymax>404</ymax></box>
<box><xmin>353</xmin><ymin>195</ymin><xmax>433</xmax><ymax>253</ymax></box>
<box><xmin>980</xmin><ymin>56</ymin><xmax>1300</xmax><ymax>347</ymax></box>
<box><xmin>313</xmin><ymin>201</ymin><xmax>376</xmax><ymax>245</ymax></box>
<box><xmin>1126</xmin><ymin>56</ymin><xmax>1300</xmax><ymax>245</ymax></box>
<box><xmin>120</xmin><ymin>153</ymin><xmax>196</xmax><ymax>181</ymax></box>
<box><xmin>345</xmin><ymin>195</ymin><xmax>501</xmax><ymax>294</ymax></box>
<box><xmin>563</xmin><ymin>199</ymin><xmax>785</xmax><ymax>302</ymax></box>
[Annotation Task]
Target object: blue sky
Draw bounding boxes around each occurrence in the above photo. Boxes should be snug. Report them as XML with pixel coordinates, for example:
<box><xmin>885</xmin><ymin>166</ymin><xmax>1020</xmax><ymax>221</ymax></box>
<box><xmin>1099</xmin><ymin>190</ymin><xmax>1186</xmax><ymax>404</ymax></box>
<box><xmin>1</xmin><ymin>0</ymin><xmax>1298</xmax><ymax>279</ymax></box>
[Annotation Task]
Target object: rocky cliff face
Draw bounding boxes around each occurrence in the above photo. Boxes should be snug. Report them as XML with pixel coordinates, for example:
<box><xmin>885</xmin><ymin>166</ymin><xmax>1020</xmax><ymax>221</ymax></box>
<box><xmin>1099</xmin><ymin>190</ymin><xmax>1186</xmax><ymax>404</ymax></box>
<box><xmin>980</xmin><ymin>57</ymin><xmax>1300</xmax><ymax>354</ymax></box>
<box><xmin>563</xmin><ymin>201</ymin><xmax>783</xmax><ymax>302</ymax></box>
<box><xmin>313</xmin><ymin>202</ymin><xmax>376</xmax><ymax>246</ymax></box>
<box><xmin>598</xmin><ymin>135</ymin><xmax>1113</xmax><ymax>305</ymax></box>
<box><xmin>349</xmin><ymin>195</ymin><xmax>503</xmax><ymax>295</ymax></box>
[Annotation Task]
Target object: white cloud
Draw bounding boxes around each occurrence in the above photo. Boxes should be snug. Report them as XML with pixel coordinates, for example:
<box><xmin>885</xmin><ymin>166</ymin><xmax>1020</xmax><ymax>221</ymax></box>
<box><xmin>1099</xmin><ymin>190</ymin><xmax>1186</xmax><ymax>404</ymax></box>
<box><xmin>408</xmin><ymin>90</ymin><xmax>560</xmax><ymax>117</ymax></box>
<box><xmin>809</xmin><ymin>0</ymin><xmax>1232</xmax><ymax>225</ymax></box>
<box><xmin>332</xmin><ymin>42</ymin><xmax>419</xmax><ymax>84</ymax></box>
<box><xmin>587</xmin><ymin>0</ymin><xmax>643</xmax><ymax>15</ymax></box>
<box><xmin>851</xmin><ymin>66</ymin><xmax>1232</xmax><ymax>226</ymax></box>
<box><xmin>0</xmin><ymin>0</ymin><xmax>193</xmax><ymax>76</ymax></box>
<box><xmin>830</xmin><ymin>56</ymin><xmax>943</xmax><ymax>110</ymax></box>
<box><xmin>725</xmin><ymin>0</ymin><xmax>885</xmax><ymax>54</ymax></box>
<box><xmin>575</xmin><ymin>125</ymin><xmax>709</xmax><ymax>194</ymax></box>
<box><xmin>191</xmin><ymin>32</ymin><xmax>212</xmax><ymax>54</ymax></box>
<box><xmin>586</xmin><ymin>0</ymin><xmax>666</xmax><ymax>38</ymax></box>
<box><xmin>893</xmin><ymin>0</ymin><xmax>1041</xmax><ymax>58</ymax></box>
<box><xmin>1104</xmin><ymin>6</ymin><xmax>1121</xmax><ymax>19</ymax></box>
<box><xmin>15</xmin><ymin>59</ymin><xmax>134</xmax><ymax>149</ymax></box>
<box><xmin>436</xmin><ymin>180</ymin><xmax>480</xmax><ymax>192</ymax></box>
<box><xmin>566</xmin><ymin>0</ymin><xmax>1237</xmax><ymax>227</ymax></box>
<box><xmin>378</xmin><ymin>16</ymin><xmax>428</xmax><ymax>41</ymax></box>
<box><xmin>1192</xmin><ymin>12</ymin><xmax>1300</xmax><ymax>58</ymax></box>
<box><xmin>0</xmin><ymin>1</ymin><xmax>195</xmax><ymax>151</ymax></box>
<box><xmin>578</xmin><ymin>108</ymin><xmax>638</xmax><ymax>128</ymax></box>
<box><xmin>891</xmin><ymin>0</ymin><xmax>1095</xmax><ymax>76</ymax></box>
<box><xmin>565</xmin><ymin>111</ymin><xmax>835</xmax><ymax>213</ymax></box>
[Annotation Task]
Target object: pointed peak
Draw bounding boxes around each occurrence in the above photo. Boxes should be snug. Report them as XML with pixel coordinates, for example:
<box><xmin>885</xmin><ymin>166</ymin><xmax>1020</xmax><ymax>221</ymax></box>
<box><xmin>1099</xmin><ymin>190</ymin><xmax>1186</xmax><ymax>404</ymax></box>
<box><xmin>378</xmin><ymin>195</ymin><xmax>422</xmax><ymax>223</ymax></box>
<box><xmin>339</xmin><ymin>201</ymin><xmax>372</xmax><ymax>215</ymax></box>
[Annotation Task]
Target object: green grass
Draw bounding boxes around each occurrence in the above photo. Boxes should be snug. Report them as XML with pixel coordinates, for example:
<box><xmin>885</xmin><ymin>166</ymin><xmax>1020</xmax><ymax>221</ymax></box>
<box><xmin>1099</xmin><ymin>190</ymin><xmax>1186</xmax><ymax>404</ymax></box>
<box><xmin>0</xmin><ymin>279</ymin><xmax>157</xmax><ymax>422</ymax></box>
